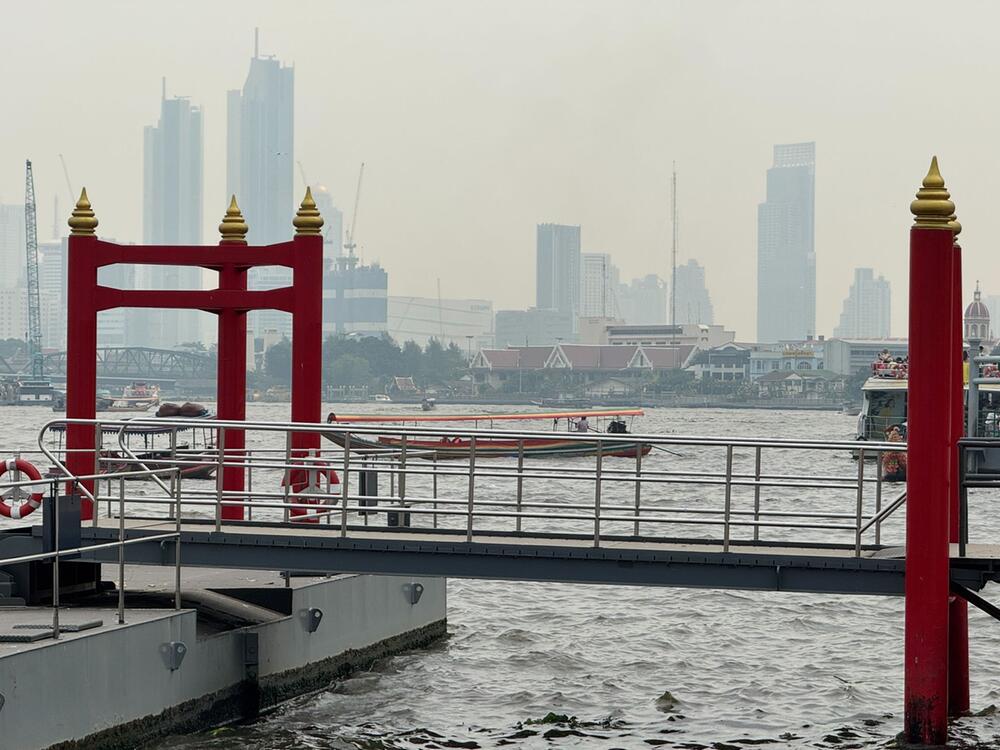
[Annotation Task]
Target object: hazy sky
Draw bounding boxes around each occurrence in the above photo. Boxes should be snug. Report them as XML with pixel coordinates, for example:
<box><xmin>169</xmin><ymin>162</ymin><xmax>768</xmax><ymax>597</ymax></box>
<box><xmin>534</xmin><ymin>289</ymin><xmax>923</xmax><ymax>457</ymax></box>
<box><xmin>3</xmin><ymin>1</ymin><xmax>999</xmax><ymax>339</ymax></box>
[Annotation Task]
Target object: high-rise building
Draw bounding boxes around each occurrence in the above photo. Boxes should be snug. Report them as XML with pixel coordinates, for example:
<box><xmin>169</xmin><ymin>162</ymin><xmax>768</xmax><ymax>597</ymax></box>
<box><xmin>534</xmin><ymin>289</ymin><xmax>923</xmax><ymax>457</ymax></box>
<box><xmin>580</xmin><ymin>253</ymin><xmax>620</xmax><ymax>318</ymax></box>
<box><xmin>833</xmin><ymin>267</ymin><xmax>891</xmax><ymax>338</ymax></box>
<box><xmin>672</xmin><ymin>259</ymin><xmax>714</xmax><ymax>325</ymax></box>
<box><xmin>387</xmin><ymin>296</ymin><xmax>494</xmax><ymax>350</ymax></box>
<box><xmin>227</xmin><ymin>40</ymin><xmax>294</xmax><ymax>336</ymax></box>
<box><xmin>0</xmin><ymin>204</ymin><xmax>25</xmax><ymax>291</ymax></box>
<box><xmin>143</xmin><ymin>84</ymin><xmax>204</xmax><ymax>347</ymax></box>
<box><xmin>495</xmin><ymin>308</ymin><xmax>576</xmax><ymax>348</ymax></box>
<box><xmin>322</xmin><ymin>260</ymin><xmax>388</xmax><ymax>338</ymax></box>
<box><xmin>312</xmin><ymin>185</ymin><xmax>344</xmax><ymax>269</ymax></box>
<box><xmin>536</xmin><ymin>224</ymin><xmax>581</xmax><ymax>319</ymax></box>
<box><xmin>617</xmin><ymin>275</ymin><xmax>667</xmax><ymax>326</ymax></box>
<box><xmin>756</xmin><ymin>142</ymin><xmax>816</xmax><ymax>342</ymax></box>
<box><xmin>38</xmin><ymin>239</ymin><xmax>67</xmax><ymax>348</ymax></box>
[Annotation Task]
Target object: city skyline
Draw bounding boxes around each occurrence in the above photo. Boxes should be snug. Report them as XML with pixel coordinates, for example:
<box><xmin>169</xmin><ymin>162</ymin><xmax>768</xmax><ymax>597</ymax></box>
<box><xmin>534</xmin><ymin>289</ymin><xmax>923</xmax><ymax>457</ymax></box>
<box><xmin>7</xmin><ymin>2</ymin><xmax>1000</xmax><ymax>339</ymax></box>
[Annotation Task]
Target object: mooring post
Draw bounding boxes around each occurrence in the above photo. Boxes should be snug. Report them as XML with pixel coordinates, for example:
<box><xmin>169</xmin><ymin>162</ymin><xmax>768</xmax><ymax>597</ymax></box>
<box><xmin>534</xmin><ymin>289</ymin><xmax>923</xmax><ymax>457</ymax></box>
<box><xmin>948</xmin><ymin>216</ymin><xmax>970</xmax><ymax>717</ymax></box>
<box><xmin>904</xmin><ymin>156</ymin><xmax>955</xmax><ymax>743</ymax></box>
<box><xmin>65</xmin><ymin>189</ymin><xmax>99</xmax><ymax>520</ymax></box>
<box><xmin>217</xmin><ymin>197</ymin><xmax>249</xmax><ymax>520</ymax></box>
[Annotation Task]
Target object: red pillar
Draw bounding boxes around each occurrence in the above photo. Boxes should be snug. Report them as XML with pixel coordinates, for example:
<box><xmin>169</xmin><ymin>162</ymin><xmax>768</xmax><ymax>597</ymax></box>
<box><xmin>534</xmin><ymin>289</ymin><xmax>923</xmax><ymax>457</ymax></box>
<box><xmin>948</xmin><ymin>239</ymin><xmax>970</xmax><ymax>716</ymax></box>
<box><xmin>216</xmin><ymin>262</ymin><xmax>248</xmax><ymax>520</ymax></box>
<box><xmin>904</xmin><ymin>157</ymin><xmax>955</xmax><ymax>744</ymax></box>
<box><xmin>65</xmin><ymin>199</ymin><xmax>99</xmax><ymax>520</ymax></box>
<box><xmin>290</xmin><ymin>232</ymin><xmax>323</xmax><ymax>444</ymax></box>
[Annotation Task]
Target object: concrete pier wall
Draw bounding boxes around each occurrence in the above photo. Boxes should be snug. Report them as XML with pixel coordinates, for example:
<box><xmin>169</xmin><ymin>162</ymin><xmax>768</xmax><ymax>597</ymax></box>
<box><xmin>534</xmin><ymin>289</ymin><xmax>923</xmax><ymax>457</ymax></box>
<box><xmin>0</xmin><ymin>573</ymin><xmax>446</xmax><ymax>750</ymax></box>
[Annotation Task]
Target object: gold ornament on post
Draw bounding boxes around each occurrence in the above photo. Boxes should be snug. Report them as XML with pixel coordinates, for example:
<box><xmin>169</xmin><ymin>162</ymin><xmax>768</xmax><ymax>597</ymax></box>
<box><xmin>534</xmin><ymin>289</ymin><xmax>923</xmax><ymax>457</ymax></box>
<box><xmin>910</xmin><ymin>156</ymin><xmax>955</xmax><ymax>230</ymax></box>
<box><xmin>219</xmin><ymin>195</ymin><xmax>248</xmax><ymax>244</ymax></box>
<box><xmin>68</xmin><ymin>187</ymin><xmax>98</xmax><ymax>236</ymax></box>
<box><xmin>293</xmin><ymin>187</ymin><xmax>324</xmax><ymax>235</ymax></box>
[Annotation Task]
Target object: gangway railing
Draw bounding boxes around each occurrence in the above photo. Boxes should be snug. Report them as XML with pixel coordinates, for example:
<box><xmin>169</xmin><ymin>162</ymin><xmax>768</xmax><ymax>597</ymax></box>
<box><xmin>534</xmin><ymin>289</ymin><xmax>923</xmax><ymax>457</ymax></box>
<box><xmin>24</xmin><ymin>417</ymin><xmax>910</xmax><ymax>558</ymax></box>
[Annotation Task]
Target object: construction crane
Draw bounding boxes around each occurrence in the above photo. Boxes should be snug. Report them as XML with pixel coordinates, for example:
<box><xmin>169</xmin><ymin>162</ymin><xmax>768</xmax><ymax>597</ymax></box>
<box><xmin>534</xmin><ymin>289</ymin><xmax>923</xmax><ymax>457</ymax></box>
<box><xmin>24</xmin><ymin>160</ymin><xmax>43</xmax><ymax>378</ymax></box>
<box><xmin>296</xmin><ymin>160</ymin><xmax>308</xmax><ymax>191</ymax></box>
<box><xmin>343</xmin><ymin>162</ymin><xmax>365</xmax><ymax>260</ymax></box>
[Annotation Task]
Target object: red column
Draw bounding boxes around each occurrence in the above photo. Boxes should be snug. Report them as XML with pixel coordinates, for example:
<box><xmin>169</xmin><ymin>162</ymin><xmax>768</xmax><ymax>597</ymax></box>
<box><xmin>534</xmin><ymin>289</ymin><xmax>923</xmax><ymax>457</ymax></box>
<box><xmin>290</xmin><ymin>233</ymin><xmax>324</xmax><ymax>447</ymax></box>
<box><xmin>948</xmin><ymin>241</ymin><xmax>970</xmax><ymax>716</ymax></box>
<box><xmin>216</xmin><ymin>262</ymin><xmax>248</xmax><ymax>520</ymax></box>
<box><xmin>65</xmin><ymin>235</ymin><xmax>98</xmax><ymax>520</ymax></box>
<box><xmin>904</xmin><ymin>159</ymin><xmax>955</xmax><ymax>743</ymax></box>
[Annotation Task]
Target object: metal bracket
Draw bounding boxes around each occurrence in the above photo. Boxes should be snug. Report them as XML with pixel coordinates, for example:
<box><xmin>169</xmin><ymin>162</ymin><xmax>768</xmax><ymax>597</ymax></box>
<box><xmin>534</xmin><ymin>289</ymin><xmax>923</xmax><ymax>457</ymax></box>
<box><xmin>299</xmin><ymin>607</ymin><xmax>323</xmax><ymax>633</ymax></box>
<box><xmin>243</xmin><ymin>632</ymin><xmax>259</xmax><ymax>680</ymax></box>
<box><xmin>159</xmin><ymin>641</ymin><xmax>187</xmax><ymax>671</ymax></box>
<box><xmin>403</xmin><ymin>582</ymin><xmax>424</xmax><ymax>605</ymax></box>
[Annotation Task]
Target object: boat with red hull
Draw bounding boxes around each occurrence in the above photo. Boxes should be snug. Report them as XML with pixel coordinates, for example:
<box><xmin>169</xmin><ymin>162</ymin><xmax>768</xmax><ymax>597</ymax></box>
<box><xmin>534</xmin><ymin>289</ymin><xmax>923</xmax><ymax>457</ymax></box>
<box><xmin>323</xmin><ymin>409</ymin><xmax>652</xmax><ymax>460</ymax></box>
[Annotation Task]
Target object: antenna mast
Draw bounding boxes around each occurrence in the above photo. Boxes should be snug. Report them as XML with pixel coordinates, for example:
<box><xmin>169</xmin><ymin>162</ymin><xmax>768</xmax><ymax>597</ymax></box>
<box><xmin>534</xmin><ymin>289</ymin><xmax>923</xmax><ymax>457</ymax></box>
<box><xmin>670</xmin><ymin>161</ymin><xmax>677</xmax><ymax>328</ymax></box>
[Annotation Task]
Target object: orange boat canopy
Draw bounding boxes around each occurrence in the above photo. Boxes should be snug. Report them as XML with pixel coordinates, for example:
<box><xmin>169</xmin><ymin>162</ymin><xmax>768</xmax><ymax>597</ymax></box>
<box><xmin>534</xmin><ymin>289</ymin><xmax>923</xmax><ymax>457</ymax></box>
<box><xmin>327</xmin><ymin>408</ymin><xmax>644</xmax><ymax>424</ymax></box>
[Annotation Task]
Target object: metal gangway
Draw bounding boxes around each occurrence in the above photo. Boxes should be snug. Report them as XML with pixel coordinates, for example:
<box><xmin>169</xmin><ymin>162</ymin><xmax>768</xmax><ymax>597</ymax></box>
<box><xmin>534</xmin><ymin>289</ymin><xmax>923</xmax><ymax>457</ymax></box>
<box><xmin>3</xmin><ymin>414</ymin><xmax>1000</xmax><ymax>636</ymax></box>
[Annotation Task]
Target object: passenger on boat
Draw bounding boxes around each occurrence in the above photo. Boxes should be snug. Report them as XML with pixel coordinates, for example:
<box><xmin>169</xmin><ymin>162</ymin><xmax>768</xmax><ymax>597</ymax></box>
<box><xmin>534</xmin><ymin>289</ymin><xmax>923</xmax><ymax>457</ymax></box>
<box><xmin>326</xmin><ymin>412</ymin><xmax>337</xmax><ymax>423</ymax></box>
<box><xmin>881</xmin><ymin>425</ymin><xmax>907</xmax><ymax>482</ymax></box>
<box><xmin>576</xmin><ymin>416</ymin><xmax>590</xmax><ymax>433</ymax></box>
<box><xmin>608</xmin><ymin>418</ymin><xmax>628</xmax><ymax>434</ymax></box>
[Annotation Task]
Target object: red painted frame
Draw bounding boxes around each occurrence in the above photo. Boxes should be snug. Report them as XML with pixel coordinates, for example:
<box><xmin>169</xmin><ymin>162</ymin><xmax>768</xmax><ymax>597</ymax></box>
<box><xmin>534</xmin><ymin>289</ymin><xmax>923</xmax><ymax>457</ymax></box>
<box><xmin>65</xmin><ymin>234</ymin><xmax>323</xmax><ymax>521</ymax></box>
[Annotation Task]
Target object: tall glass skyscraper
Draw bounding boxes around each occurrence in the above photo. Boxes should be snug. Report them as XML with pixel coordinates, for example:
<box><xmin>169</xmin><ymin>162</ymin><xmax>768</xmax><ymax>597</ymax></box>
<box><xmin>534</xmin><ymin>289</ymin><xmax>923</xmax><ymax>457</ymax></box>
<box><xmin>227</xmin><ymin>44</ymin><xmax>294</xmax><ymax>336</ymax></box>
<box><xmin>142</xmin><ymin>85</ymin><xmax>204</xmax><ymax>346</ymax></box>
<box><xmin>756</xmin><ymin>142</ymin><xmax>815</xmax><ymax>342</ymax></box>
<box><xmin>536</xmin><ymin>223</ymin><xmax>581</xmax><ymax>319</ymax></box>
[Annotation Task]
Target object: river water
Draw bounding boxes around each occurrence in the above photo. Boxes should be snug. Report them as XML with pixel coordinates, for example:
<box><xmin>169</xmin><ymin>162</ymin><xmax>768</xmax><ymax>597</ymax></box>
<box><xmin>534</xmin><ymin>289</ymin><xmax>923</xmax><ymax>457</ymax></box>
<box><xmin>6</xmin><ymin>405</ymin><xmax>1000</xmax><ymax>748</ymax></box>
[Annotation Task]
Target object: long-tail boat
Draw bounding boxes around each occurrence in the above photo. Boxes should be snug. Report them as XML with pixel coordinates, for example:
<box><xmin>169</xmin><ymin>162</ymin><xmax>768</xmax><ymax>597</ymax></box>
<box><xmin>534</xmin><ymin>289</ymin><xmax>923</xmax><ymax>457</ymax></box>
<box><xmin>323</xmin><ymin>409</ymin><xmax>651</xmax><ymax>459</ymax></box>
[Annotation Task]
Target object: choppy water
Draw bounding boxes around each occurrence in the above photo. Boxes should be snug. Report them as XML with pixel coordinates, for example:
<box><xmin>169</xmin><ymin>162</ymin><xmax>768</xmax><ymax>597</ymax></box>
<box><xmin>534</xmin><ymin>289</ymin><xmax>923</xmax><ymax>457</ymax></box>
<box><xmin>6</xmin><ymin>405</ymin><xmax>1000</xmax><ymax>748</ymax></box>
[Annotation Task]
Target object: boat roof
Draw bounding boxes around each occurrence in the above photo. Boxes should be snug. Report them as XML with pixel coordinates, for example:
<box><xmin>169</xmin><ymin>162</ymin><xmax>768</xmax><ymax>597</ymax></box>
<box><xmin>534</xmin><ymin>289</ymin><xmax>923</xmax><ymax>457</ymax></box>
<box><xmin>863</xmin><ymin>377</ymin><xmax>1000</xmax><ymax>393</ymax></box>
<box><xmin>328</xmin><ymin>408</ymin><xmax>644</xmax><ymax>424</ymax></box>
<box><xmin>49</xmin><ymin>414</ymin><xmax>215</xmax><ymax>435</ymax></box>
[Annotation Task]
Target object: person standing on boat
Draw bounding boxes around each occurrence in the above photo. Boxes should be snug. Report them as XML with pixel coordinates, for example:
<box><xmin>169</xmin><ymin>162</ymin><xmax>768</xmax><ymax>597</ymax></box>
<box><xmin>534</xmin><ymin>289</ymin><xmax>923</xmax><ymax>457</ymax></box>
<box><xmin>576</xmin><ymin>416</ymin><xmax>590</xmax><ymax>433</ymax></box>
<box><xmin>881</xmin><ymin>425</ymin><xmax>906</xmax><ymax>482</ymax></box>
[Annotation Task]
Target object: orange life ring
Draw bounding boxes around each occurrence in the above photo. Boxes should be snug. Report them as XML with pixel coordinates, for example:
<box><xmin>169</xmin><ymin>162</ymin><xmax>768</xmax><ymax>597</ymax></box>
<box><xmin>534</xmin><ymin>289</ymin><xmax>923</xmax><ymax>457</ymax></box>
<box><xmin>0</xmin><ymin>458</ymin><xmax>44</xmax><ymax>519</ymax></box>
<box><xmin>282</xmin><ymin>460</ymin><xmax>340</xmax><ymax>523</ymax></box>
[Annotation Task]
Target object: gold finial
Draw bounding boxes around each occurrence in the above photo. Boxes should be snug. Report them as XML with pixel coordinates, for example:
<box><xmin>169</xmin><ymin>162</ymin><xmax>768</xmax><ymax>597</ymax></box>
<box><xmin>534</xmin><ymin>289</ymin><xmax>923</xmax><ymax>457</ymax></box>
<box><xmin>293</xmin><ymin>187</ymin><xmax>324</xmax><ymax>235</ymax></box>
<box><xmin>948</xmin><ymin>213</ymin><xmax>962</xmax><ymax>241</ymax></box>
<box><xmin>910</xmin><ymin>156</ymin><xmax>955</xmax><ymax>230</ymax></box>
<box><xmin>219</xmin><ymin>195</ymin><xmax>248</xmax><ymax>244</ymax></box>
<box><xmin>68</xmin><ymin>187</ymin><xmax>98</xmax><ymax>236</ymax></box>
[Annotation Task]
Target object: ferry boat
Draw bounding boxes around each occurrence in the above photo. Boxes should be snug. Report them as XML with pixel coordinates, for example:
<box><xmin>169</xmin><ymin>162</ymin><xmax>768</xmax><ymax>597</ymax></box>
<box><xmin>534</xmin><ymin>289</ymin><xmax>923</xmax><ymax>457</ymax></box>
<box><xmin>48</xmin><ymin>411</ymin><xmax>218</xmax><ymax>480</ymax></box>
<box><xmin>104</xmin><ymin>381</ymin><xmax>161</xmax><ymax>412</ymax></box>
<box><xmin>324</xmin><ymin>409</ymin><xmax>651</xmax><ymax>459</ymax></box>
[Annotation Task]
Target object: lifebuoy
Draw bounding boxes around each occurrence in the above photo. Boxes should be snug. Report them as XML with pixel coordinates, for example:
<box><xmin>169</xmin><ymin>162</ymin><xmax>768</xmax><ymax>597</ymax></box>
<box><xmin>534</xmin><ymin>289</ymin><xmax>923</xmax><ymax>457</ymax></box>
<box><xmin>282</xmin><ymin>453</ymin><xmax>340</xmax><ymax>524</ymax></box>
<box><xmin>0</xmin><ymin>458</ymin><xmax>44</xmax><ymax>519</ymax></box>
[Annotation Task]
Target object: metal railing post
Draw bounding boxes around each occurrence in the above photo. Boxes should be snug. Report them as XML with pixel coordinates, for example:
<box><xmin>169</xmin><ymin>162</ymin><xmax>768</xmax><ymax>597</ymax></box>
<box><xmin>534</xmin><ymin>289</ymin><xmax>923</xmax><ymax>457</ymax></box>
<box><xmin>169</xmin><ymin>427</ymin><xmax>177</xmax><ymax>518</ymax></box>
<box><xmin>752</xmin><ymin>446</ymin><xmax>762</xmax><ymax>542</ymax></box>
<box><xmin>175</xmin><ymin>469</ymin><xmax>182</xmax><ymax>610</ymax></box>
<box><xmin>875</xmin><ymin>455</ymin><xmax>883</xmax><ymax>546</ymax></box>
<box><xmin>118</xmin><ymin>474</ymin><xmax>126</xmax><ymax>624</ymax></box>
<box><xmin>399</xmin><ymin>435</ymin><xmax>407</xmax><ymax>503</ymax></box>
<box><xmin>246</xmin><ymin>450</ymin><xmax>253</xmax><ymax>522</ymax></box>
<box><xmin>92</xmin><ymin>424</ymin><xmax>102</xmax><ymax>528</ymax></box>
<box><xmin>52</xmin><ymin>481</ymin><xmax>63</xmax><ymax>639</ymax></box>
<box><xmin>854</xmin><ymin>447</ymin><xmax>865</xmax><ymax>557</ymax></box>
<box><xmin>633</xmin><ymin>442</ymin><xmax>642</xmax><ymax>537</ymax></box>
<box><xmin>281</xmin><ymin>432</ymin><xmax>291</xmax><ymax>524</ymax></box>
<box><xmin>466</xmin><ymin>436</ymin><xmax>476</xmax><ymax>542</ymax></box>
<box><xmin>969</xmin><ymin>357</ymin><xmax>981</xmax><ymax>437</ymax></box>
<box><xmin>432</xmin><ymin>455</ymin><xmax>439</xmax><ymax>528</ymax></box>
<box><xmin>515</xmin><ymin>439</ymin><xmax>524</xmax><ymax>533</ymax></box>
<box><xmin>594</xmin><ymin>441</ymin><xmax>603</xmax><ymax>547</ymax></box>
<box><xmin>214</xmin><ymin>427</ymin><xmax>226</xmax><ymax>531</ymax></box>
<box><xmin>340</xmin><ymin>433</ymin><xmax>351</xmax><ymax>537</ymax></box>
<box><xmin>959</xmin><ymin>443</ymin><xmax>968</xmax><ymax>557</ymax></box>
<box><xmin>723</xmin><ymin>445</ymin><xmax>733</xmax><ymax>553</ymax></box>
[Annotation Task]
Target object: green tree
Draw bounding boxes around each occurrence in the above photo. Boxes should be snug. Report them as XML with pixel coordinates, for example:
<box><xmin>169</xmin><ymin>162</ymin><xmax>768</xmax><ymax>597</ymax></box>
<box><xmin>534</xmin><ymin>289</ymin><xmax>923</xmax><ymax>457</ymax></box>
<box><xmin>265</xmin><ymin>339</ymin><xmax>292</xmax><ymax>383</ymax></box>
<box><xmin>331</xmin><ymin>354</ymin><xmax>372</xmax><ymax>386</ymax></box>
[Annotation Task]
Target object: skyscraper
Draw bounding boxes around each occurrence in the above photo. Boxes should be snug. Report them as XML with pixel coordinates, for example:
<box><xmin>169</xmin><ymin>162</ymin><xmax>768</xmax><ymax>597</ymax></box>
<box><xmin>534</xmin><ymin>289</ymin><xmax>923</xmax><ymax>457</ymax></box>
<box><xmin>672</xmin><ymin>259</ymin><xmax>714</xmax><ymax>325</ymax></box>
<box><xmin>143</xmin><ymin>83</ymin><xmax>204</xmax><ymax>346</ymax></box>
<box><xmin>227</xmin><ymin>38</ymin><xmax>294</xmax><ymax>336</ymax></box>
<box><xmin>617</xmin><ymin>274</ymin><xmax>667</xmax><ymax>325</ymax></box>
<box><xmin>536</xmin><ymin>223</ymin><xmax>581</xmax><ymax>318</ymax></box>
<box><xmin>833</xmin><ymin>267</ymin><xmax>891</xmax><ymax>338</ymax></box>
<box><xmin>580</xmin><ymin>253</ymin><xmax>620</xmax><ymax>318</ymax></box>
<box><xmin>0</xmin><ymin>204</ymin><xmax>26</xmax><ymax>291</ymax></box>
<box><xmin>312</xmin><ymin>185</ymin><xmax>344</xmax><ymax>270</ymax></box>
<box><xmin>756</xmin><ymin>142</ymin><xmax>816</xmax><ymax>342</ymax></box>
